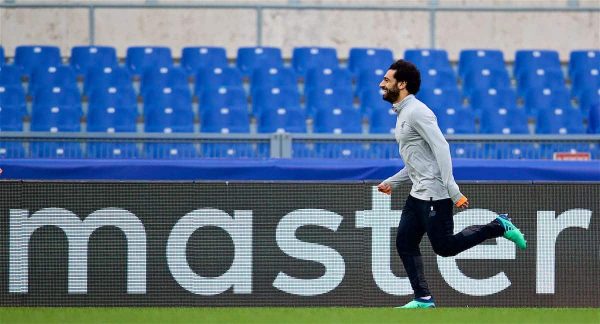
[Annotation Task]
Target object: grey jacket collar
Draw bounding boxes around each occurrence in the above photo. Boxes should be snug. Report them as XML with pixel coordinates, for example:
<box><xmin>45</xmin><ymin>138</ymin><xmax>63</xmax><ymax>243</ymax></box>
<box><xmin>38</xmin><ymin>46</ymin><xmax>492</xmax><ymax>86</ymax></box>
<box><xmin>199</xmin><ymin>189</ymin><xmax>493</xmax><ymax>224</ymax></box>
<box><xmin>392</xmin><ymin>94</ymin><xmax>415</xmax><ymax>113</ymax></box>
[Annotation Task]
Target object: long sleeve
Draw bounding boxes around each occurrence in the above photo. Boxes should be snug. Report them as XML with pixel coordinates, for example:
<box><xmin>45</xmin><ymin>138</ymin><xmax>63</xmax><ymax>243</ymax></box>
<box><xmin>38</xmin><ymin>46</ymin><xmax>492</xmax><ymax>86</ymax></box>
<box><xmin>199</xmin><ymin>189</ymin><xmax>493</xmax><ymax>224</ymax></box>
<box><xmin>384</xmin><ymin>167</ymin><xmax>411</xmax><ymax>189</ymax></box>
<box><xmin>409</xmin><ymin>108</ymin><xmax>463</xmax><ymax>203</ymax></box>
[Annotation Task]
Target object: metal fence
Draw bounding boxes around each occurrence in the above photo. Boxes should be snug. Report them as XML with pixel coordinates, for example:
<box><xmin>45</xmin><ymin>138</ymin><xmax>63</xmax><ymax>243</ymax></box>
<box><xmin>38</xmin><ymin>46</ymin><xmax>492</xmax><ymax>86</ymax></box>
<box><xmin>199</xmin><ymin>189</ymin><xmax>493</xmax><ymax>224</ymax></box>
<box><xmin>1</xmin><ymin>131</ymin><xmax>599</xmax><ymax>159</ymax></box>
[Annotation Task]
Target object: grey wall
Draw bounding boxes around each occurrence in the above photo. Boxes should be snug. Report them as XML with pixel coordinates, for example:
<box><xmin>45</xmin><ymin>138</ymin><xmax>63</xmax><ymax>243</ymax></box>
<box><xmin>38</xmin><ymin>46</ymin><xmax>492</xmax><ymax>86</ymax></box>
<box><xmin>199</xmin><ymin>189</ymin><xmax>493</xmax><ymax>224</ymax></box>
<box><xmin>0</xmin><ymin>1</ymin><xmax>598</xmax><ymax>61</ymax></box>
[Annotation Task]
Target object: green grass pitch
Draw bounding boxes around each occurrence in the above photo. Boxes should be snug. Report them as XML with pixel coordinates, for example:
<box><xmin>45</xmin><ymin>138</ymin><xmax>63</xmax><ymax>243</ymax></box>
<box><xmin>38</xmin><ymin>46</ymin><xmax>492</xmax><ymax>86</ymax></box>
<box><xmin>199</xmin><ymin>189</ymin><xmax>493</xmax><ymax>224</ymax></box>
<box><xmin>1</xmin><ymin>307</ymin><xmax>598</xmax><ymax>324</ymax></box>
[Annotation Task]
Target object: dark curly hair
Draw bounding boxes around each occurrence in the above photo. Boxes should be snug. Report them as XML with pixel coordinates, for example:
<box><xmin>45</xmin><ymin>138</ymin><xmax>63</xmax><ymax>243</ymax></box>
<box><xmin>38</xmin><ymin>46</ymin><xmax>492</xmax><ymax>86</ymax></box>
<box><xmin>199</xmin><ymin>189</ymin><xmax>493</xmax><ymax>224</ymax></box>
<box><xmin>389</xmin><ymin>59</ymin><xmax>421</xmax><ymax>95</ymax></box>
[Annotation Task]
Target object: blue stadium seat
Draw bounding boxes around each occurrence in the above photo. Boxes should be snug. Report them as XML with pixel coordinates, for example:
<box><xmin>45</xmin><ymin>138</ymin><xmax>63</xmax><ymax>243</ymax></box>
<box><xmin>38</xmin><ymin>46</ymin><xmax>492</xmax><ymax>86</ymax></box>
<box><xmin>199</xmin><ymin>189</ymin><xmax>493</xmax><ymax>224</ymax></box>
<box><xmin>30</xmin><ymin>142</ymin><xmax>82</xmax><ymax>159</ymax></box>
<box><xmin>199</xmin><ymin>86</ymin><xmax>247</xmax><ymax>112</ymax></box>
<box><xmin>348</xmin><ymin>47</ymin><xmax>394</xmax><ymax>76</ymax></box>
<box><xmin>30</xmin><ymin>103</ymin><xmax>81</xmax><ymax>133</ymax></box>
<box><xmin>181</xmin><ymin>46</ymin><xmax>228</xmax><ymax>76</ymax></box>
<box><xmin>0</xmin><ymin>65</ymin><xmax>24</xmax><ymax>86</ymax></box>
<box><xmin>0</xmin><ymin>46</ymin><xmax>4</xmax><ymax>65</ymax></box>
<box><xmin>32</xmin><ymin>86</ymin><xmax>82</xmax><ymax>115</ymax></box>
<box><xmin>588</xmin><ymin>103</ymin><xmax>600</xmax><ymax>134</ymax></box>
<box><xmin>305</xmin><ymin>87</ymin><xmax>354</xmax><ymax>117</ymax></box>
<box><xmin>292</xmin><ymin>47</ymin><xmax>339</xmax><ymax>79</ymax></box>
<box><xmin>140</xmin><ymin>66</ymin><xmax>188</xmax><ymax>97</ymax></box>
<box><xmin>251</xmin><ymin>67</ymin><xmax>297</xmax><ymax>94</ymax></box>
<box><xmin>480</xmin><ymin>107</ymin><xmax>529</xmax><ymax>134</ymax></box>
<box><xmin>436</xmin><ymin>107</ymin><xmax>476</xmax><ymax>134</ymax></box>
<box><xmin>514</xmin><ymin>50</ymin><xmax>561</xmax><ymax>80</ymax></box>
<box><xmin>416</xmin><ymin>87</ymin><xmax>463</xmax><ymax>115</ymax></box>
<box><xmin>516</xmin><ymin>68</ymin><xmax>565</xmax><ymax>98</ymax></box>
<box><xmin>579</xmin><ymin>88</ymin><xmax>600</xmax><ymax>116</ymax></box>
<box><xmin>195</xmin><ymin>66</ymin><xmax>244</xmax><ymax>97</ymax></box>
<box><xmin>369</xmin><ymin>143</ymin><xmax>400</xmax><ymax>159</ymax></box>
<box><xmin>252</xmin><ymin>86</ymin><xmax>301</xmax><ymax>118</ymax></box>
<box><xmin>523</xmin><ymin>87</ymin><xmax>571</xmax><ymax>117</ymax></box>
<box><xmin>571</xmin><ymin>68</ymin><xmax>599</xmax><ymax>100</ymax></box>
<box><xmin>449</xmin><ymin>143</ymin><xmax>481</xmax><ymax>159</ymax></box>
<box><xmin>144</xmin><ymin>105</ymin><xmax>193</xmax><ymax>133</ymax></box>
<box><xmin>536</xmin><ymin>107</ymin><xmax>585</xmax><ymax>134</ymax></box>
<box><xmin>237</xmin><ymin>47</ymin><xmax>283</xmax><ymax>77</ymax></box>
<box><xmin>489</xmin><ymin>143</ymin><xmax>539</xmax><ymax>159</ymax></box>
<box><xmin>0</xmin><ymin>142</ymin><xmax>26</xmax><ymax>158</ymax></box>
<box><xmin>0</xmin><ymin>104</ymin><xmax>24</xmax><ymax>131</ymax></box>
<box><xmin>420</xmin><ymin>67</ymin><xmax>457</xmax><ymax>90</ymax></box>
<box><xmin>315</xmin><ymin>142</ymin><xmax>369</xmax><ymax>158</ymax></box>
<box><xmin>404</xmin><ymin>49</ymin><xmax>451</xmax><ymax>71</ymax></box>
<box><xmin>313</xmin><ymin>105</ymin><xmax>362</xmax><ymax>134</ymax></box>
<box><xmin>89</xmin><ymin>85</ymin><xmax>137</xmax><ymax>110</ymax></box>
<box><xmin>257</xmin><ymin>106</ymin><xmax>306</xmax><ymax>133</ymax></box>
<box><xmin>29</xmin><ymin>65</ymin><xmax>77</xmax><ymax>96</ymax></box>
<box><xmin>458</xmin><ymin>49</ymin><xmax>505</xmax><ymax>80</ymax></box>
<box><xmin>355</xmin><ymin>68</ymin><xmax>385</xmax><ymax>96</ymax></box>
<box><xmin>14</xmin><ymin>45</ymin><xmax>61</xmax><ymax>78</ymax></box>
<box><xmin>143</xmin><ymin>87</ymin><xmax>194</xmax><ymax>133</ymax></box>
<box><xmin>88</xmin><ymin>142</ymin><xmax>139</xmax><ymax>159</ymax></box>
<box><xmin>359</xmin><ymin>88</ymin><xmax>387</xmax><ymax>117</ymax></box>
<box><xmin>87</xmin><ymin>96</ymin><xmax>137</xmax><ymax>133</ymax></box>
<box><xmin>0</xmin><ymin>85</ymin><xmax>26</xmax><ymax>116</ymax></box>
<box><xmin>144</xmin><ymin>143</ymin><xmax>198</xmax><ymax>159</ymax></box>
<box><xmin>568</xmin><ymin>50</ymin><xmax>600</xmax><ymax>80</ymax></box>
<box><xmin>84</xmin><ymin>66</ymin><xmax>133</xmax><ymax>96</ymax></box>
<box><xmin>202</xmin><ymin>143</ymin><xmax>256</xmax><ymax>158</ymax></box>
<box><xmin>304</xmin><ymin>67</ymin><xmax>353</xmax><ymax>94</ymax></box>
<box><xmin>201</xmin><ymin>105</ymin><xmax>249</xmax><ymax>134</ymax></box>
<box><xmin>469</xmin><ymin>87</ymin><xmax>517</xmax><ymax>113</ymax></box>
<box><xmin>126</xmin><ymin>46</ymin><xmax>173</xmax><ymax>76</ymax></box>
<box><xmin>70</xmin><ymin>46</ymin><xmax>118</xmax><ymax>77</ymax></box>
<box><xmin>462</xmin><ymin>68</ymin><xmax>511</xmax><ymax>99</ymax></box>
<box><xmin>369</xmin><ymin>106</ymin><xmax>396</xmax><ymax>134</ymax></box>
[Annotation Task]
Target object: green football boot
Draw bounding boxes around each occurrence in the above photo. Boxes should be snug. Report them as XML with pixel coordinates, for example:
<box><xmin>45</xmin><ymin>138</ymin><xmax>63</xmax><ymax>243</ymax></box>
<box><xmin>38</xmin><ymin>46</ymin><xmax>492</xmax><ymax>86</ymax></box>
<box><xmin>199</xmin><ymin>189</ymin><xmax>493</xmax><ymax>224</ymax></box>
<box><xmin>397</xmin><ymin>298</ymin><xmax>436</xmax><ymax>309</ymax></box>
<box><xmin>496</xmin><ymin>213</ymin><xmax>527</xmax><ymax>250</ymax></box>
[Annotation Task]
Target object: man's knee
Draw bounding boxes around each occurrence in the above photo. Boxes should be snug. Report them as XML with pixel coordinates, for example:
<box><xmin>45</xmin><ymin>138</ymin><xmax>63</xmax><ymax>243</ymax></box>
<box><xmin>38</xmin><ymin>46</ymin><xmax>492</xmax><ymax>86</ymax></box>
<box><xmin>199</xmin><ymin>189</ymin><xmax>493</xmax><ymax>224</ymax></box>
<box><xmin>431</xmin><ymin>243</ymin><xmax>457</xmax><ymax>257</ymax></box>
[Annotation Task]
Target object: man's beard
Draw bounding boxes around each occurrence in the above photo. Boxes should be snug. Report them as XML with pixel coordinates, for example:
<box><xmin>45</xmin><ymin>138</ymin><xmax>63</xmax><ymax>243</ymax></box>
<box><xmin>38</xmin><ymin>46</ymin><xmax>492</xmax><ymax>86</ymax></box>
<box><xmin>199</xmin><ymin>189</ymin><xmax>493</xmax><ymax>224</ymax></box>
<box><xmin>382</xmin><ymin>87</ymin><xmax>400</xmax><ymax>103</ymax></box>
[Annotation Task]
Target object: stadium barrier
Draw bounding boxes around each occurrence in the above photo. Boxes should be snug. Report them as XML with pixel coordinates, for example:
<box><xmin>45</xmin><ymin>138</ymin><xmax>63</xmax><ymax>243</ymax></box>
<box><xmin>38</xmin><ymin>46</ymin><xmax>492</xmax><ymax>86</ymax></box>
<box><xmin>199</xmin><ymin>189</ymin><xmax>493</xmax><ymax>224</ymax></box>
<box><xmin>1</xmin><ymin>181</ymin><xmax>598</xmax><ymax>307</ymax></box>
<box><xmin>1</xmin><ymin>132</ymin><xmax>599</xmax><ymax>159</ymax></box>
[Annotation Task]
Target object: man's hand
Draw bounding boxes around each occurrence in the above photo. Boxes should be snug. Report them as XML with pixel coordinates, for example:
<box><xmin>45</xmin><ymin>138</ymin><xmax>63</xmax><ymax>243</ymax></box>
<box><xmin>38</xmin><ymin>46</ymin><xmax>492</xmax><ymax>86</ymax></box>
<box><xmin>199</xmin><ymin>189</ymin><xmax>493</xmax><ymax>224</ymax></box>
<box><xmin>377</xmin><ymin>182</ymin><xmax>392</xmax><ymax>195</ymax></box>
<box><xmin>455</xmin><ymin>196</ymin><xmax>469</xmax><ymax>209</ymax></box>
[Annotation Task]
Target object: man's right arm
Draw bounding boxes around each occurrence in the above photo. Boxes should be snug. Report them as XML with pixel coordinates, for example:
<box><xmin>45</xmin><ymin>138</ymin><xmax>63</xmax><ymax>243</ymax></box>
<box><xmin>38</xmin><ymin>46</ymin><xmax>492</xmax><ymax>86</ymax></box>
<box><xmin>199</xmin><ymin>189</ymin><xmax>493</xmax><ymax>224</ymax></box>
<box><xmin>378</xmin><ymin>167</ymin><xmax>410</xmax><ymax>195</ymax></box>
<box><xmin>384</xmin><ymin>167</ymin><xmax>411</xmax><ymax>188</ymax></box>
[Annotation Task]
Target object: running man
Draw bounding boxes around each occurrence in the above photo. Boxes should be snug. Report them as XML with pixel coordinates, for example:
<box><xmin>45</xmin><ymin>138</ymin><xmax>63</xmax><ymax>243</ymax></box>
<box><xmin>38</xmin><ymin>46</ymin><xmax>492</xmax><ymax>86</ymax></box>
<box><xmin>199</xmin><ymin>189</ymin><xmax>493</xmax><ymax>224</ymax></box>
<box><xmin>377</xmin><ymin>60</ymin><xmax>527</xmax><ymax>308</ymax></box>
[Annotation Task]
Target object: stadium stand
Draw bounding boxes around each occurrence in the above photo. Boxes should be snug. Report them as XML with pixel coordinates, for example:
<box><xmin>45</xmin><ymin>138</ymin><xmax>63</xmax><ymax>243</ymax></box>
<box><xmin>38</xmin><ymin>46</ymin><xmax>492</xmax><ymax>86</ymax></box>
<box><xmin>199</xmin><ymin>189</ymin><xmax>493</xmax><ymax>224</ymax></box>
<box><xmin>0</xmin><ymin>44</ymin><xmax>598</xmax><ymax>160</ymax></box>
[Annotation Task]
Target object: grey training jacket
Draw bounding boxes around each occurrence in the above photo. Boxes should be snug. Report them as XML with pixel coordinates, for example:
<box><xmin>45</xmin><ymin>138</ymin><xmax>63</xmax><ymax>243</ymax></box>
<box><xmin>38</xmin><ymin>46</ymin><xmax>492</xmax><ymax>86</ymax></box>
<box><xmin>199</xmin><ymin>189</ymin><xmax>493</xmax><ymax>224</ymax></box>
<box><xmin>383</xmin><ymin>94</ymin><xmax>463</xmax><ymax>203</ymax></box>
